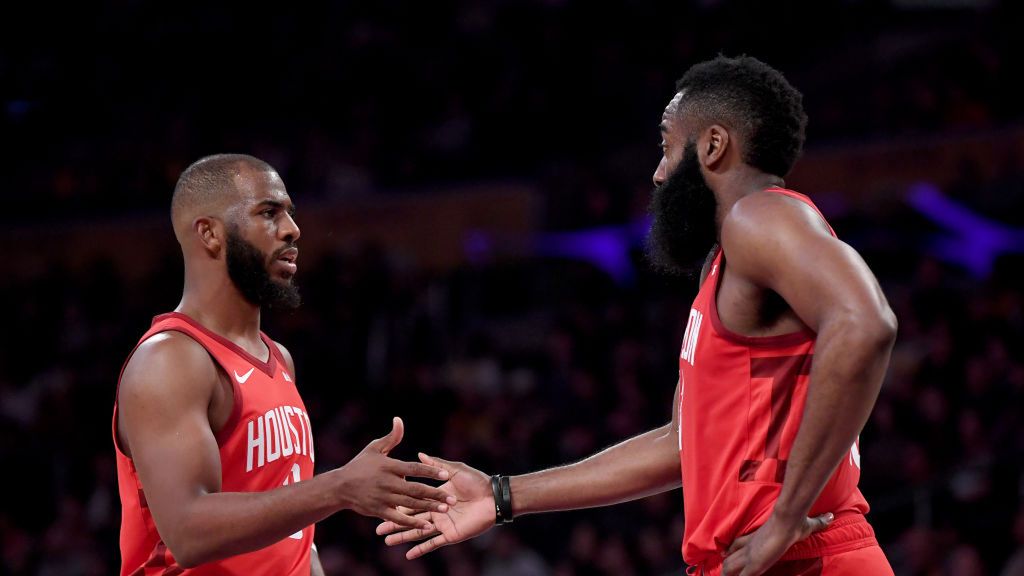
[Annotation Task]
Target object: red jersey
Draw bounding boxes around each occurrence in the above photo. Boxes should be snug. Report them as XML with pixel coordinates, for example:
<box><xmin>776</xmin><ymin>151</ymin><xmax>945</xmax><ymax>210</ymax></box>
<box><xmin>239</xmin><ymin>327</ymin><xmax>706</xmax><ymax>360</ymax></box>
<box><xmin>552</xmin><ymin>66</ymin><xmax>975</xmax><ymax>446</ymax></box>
<box><xmin>678</xmin><ymin>188</ymin><xmax>870</xmax><ymax>566</ymax></box>
<box><xmin>113</xmin><ymin>312</ymin><xmax>315</xmax><ymax>575</ymax></box>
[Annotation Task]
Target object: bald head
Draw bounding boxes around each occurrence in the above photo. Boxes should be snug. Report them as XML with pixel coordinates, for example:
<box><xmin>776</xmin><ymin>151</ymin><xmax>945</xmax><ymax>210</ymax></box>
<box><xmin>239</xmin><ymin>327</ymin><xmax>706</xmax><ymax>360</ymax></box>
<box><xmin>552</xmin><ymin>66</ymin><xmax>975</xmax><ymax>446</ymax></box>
<box><xmin>171</xmin><ymin>154</ymin><xmax>277</xmax><ymax>242</ymax></box>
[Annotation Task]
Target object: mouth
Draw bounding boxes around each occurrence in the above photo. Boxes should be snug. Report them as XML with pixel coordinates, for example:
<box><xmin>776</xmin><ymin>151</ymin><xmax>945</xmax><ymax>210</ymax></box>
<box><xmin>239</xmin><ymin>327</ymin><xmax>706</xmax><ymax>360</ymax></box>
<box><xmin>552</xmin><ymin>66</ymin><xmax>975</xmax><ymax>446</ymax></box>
<box><xmin>274</xmin><ymin>247</ymin><xmax>299</xmax><ymax>276</ymax></box>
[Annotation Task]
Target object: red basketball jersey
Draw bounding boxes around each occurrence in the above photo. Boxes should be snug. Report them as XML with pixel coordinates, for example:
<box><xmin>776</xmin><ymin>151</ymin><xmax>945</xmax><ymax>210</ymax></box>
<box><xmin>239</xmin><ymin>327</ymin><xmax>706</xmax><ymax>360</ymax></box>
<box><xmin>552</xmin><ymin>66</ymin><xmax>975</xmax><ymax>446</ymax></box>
<box><xmin>677</xmin><ymin>188</ymin><xmax>869</xmax><ymax>565</ymax></box>
<box><xmin>113</xmin><ymin>312</ymin><xmax>315</xmax><ymax>575</ymax></box>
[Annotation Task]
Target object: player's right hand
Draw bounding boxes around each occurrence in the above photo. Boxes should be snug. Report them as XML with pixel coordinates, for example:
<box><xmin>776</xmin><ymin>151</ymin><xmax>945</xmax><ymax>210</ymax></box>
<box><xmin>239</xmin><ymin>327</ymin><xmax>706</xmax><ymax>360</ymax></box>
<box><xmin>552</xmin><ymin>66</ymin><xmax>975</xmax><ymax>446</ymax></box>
<box><xmin>334</xmin><ymin>417</ymin><xmax>456</xmax><ymax>530</ymax></box>
<box><xmin>375</xmin><ymin>453</ymin><xmax>497</xmax><ymax>559</ymax></box>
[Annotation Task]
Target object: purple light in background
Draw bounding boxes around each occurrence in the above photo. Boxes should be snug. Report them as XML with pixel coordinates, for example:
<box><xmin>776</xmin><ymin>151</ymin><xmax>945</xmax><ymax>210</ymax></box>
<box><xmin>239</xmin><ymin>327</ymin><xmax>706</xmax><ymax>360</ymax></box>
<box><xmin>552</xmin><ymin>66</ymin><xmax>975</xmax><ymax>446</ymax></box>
<box><xmin>463</xmin><ymin>230</ymin><xmax>494</xmax><ymax>264</ymax></box>
<box><xmin>907</xmin><ymin>182</ymin><xmax>1024</xmax><ymax>277</ymax></box>
<box><xmin>537</xmin><ymin>227</ymin><xmax>634</xmax><ymax>283</ymax></box>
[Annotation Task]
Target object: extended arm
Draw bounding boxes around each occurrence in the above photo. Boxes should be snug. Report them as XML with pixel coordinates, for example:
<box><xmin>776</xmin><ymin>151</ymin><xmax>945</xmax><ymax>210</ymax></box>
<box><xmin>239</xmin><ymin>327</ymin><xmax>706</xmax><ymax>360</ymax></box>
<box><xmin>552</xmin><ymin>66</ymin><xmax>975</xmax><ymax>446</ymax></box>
<box><xmin>509</xmin><ymin>413</ymin><xmax>680</xmax><ymax>516</ymax></box>
<box><xmin>378</xmin><ymin>378</ymin><xmax>683</xmax><ymax>558</ymax></box>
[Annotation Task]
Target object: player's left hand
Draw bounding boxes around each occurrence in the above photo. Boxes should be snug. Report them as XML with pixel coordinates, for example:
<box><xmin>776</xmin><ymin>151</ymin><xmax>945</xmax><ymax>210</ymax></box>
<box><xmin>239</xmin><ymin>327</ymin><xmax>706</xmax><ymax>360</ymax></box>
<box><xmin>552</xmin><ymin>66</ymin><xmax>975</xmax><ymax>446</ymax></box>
<box><xmin>721</xmin><ymin>511</ymin><xmax>833</xmax><ymax>576</ymax></box>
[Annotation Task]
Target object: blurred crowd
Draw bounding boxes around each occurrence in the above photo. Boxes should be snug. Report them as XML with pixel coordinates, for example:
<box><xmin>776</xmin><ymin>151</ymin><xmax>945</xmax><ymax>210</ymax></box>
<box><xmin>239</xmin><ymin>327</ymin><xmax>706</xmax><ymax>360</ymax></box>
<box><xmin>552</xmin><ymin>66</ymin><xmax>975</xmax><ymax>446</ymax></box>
<box><xmin>4</xmin><ymin>0</ymin><xmax>1023</xmax><ymax>222</ymax></box>
<box><xmin>3</xmin><ymin>175</ymin><xmax>1024</xmax><ymax>575</ymax></box>
<box><xmin>5</xmin><ymin>0</ymin><xmax>1024</xmax><ymax>574</ymax></box>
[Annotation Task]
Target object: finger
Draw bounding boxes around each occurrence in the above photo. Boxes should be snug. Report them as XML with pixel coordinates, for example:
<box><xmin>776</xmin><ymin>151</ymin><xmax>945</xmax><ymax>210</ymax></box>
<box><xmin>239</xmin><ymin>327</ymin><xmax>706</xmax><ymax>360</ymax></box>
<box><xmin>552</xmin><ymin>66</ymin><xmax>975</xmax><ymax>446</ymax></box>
<box><xmin>396</xmin><ymin>479</ymin><xmax>456</xmax><ymax>505</ymax></box>
<box><xmin>370</xmin><ymin>416</ymin><xmax>405</xmax><ymax>455</ymax></box>
<box><xmin>384</xmin><ymin>525</ymin><xmax>439</xmax><ymax>546</ymax></box>
<box><xmin>376</xmin><ymin>520</ymin><xmax>398</xmax><ymax>536</ymax></box>
<box><xmin>807</xmin><ymin>512</ymin><xmax>834</xmax><ymax>535</ymax></box>
<box><xmin>418</xmin><ymin>452</ymin><xmax>454</xmax><ymax>469</ymax></box>
<box><xmin>406</xmin><ymin>533</ymin><xmax>451</xmax><ymax>560</ymax></box>
<box><xmin>396</xmin><ymin>461</ymin><xmax>451</xmax><ymax>481</ymax></box>
<box><xmin>725</xmin><ymin>533</ymin><xmax>753</xmax><ymax>556</ymax></box>
<box><xmin>376</xmin><ymin>511</ymin><xmax>430</xmax><ymax>536</ymax></box>
<box><xmin>381</xmin><ymin>506</ymin><xmax>433</xmax><ymax>531</ymax></box>
<box><xmin>722</xmin><ymin>556</ymin><xmax>738</xmax><ymax>576</ymax></box>
<box><xmin>388</xmin><ymin>494</ymin><xmax>449</xmax><ymax>514</ymax></box>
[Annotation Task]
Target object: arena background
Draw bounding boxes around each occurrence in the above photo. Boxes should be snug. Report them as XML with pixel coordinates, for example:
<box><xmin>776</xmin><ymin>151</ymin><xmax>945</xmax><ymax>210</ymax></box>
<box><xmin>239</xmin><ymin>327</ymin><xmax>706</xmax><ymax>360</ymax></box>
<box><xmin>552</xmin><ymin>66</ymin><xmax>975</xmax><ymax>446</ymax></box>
<box><xmin>3</xmin><ymin>1</ymin><xmax>1024</xmax><ymax>574</ymax></box>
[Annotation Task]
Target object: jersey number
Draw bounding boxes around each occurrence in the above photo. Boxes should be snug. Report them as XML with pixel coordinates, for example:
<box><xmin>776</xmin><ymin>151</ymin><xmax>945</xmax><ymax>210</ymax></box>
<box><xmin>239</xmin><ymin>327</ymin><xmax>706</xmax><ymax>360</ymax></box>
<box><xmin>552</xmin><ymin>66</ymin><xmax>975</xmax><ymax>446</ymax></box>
<box><xmin>282</xmin><ymin>464</ymin><xmax>304</xmax><ymax>539</ymax></box>
<box><xmin>739</xmin><ymin>354</ymin><xmax>812</xmax><ymax>483</ymax></box>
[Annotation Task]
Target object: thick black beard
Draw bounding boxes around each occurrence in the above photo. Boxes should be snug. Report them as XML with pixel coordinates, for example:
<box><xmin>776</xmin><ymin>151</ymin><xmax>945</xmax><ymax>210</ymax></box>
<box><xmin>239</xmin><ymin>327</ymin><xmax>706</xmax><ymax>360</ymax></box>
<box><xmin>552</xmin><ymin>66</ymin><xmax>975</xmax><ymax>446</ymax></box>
<box><xmin>646</xmin><ymin>141</ymin><xmax>719</xmax><ymax>276</ymax></box>
<box><xmin>225</xmin><ymin>227</ymin><xmax>301</xmax><ymax>310</ymax></box>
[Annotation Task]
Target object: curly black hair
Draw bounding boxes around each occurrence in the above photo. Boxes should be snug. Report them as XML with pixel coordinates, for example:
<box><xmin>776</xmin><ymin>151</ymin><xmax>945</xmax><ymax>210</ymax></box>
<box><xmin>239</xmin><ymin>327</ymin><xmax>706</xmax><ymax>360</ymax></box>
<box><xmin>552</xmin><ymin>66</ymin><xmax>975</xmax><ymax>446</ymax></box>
<box><xmin>675</xmin><ymin>55</ymin><xmax>807</xmax><ymax>177</ymax></box>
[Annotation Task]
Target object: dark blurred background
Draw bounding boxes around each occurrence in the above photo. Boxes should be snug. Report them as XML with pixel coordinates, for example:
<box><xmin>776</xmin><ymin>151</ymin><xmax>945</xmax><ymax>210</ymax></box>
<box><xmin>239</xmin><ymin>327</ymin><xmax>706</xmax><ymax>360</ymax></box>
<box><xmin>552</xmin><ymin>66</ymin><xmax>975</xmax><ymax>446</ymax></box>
<box><xmin>3</xmin><ymin>0</ymin><xmax>1024</xmax><ymax>574</ymax></box>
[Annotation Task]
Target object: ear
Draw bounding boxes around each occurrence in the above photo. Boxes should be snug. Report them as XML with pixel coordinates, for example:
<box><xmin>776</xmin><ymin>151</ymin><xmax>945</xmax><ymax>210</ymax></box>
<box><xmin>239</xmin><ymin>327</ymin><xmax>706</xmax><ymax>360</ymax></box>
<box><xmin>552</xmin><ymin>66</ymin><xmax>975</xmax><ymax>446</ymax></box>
<box><xmin>701</xmin><ymin>124</ymin><xmax>731</xmax><ymax>170</ymax></box>
<box><xmin>193</xmin><ymin>217</ymin><xmax>225</xmax><ymax>256</ymax></box>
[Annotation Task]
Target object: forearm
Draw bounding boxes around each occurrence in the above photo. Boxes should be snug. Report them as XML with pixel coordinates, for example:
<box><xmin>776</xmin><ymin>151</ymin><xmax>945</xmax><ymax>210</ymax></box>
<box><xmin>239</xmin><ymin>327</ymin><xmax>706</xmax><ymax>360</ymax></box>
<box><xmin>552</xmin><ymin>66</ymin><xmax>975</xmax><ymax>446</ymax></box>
<box><xmin>510</xmin><ymin>423</ymin><xmax>681</xmax><ymax>516</ymax></box>
<box><xmin>773</xmin><ymin>316</ymin><xmax>896</xmax><ymax>521</ymax></box>
<box><xmin>169</xmin><ymin>469</ymin><xmax>342</xmax><ymax>567</ymax></box>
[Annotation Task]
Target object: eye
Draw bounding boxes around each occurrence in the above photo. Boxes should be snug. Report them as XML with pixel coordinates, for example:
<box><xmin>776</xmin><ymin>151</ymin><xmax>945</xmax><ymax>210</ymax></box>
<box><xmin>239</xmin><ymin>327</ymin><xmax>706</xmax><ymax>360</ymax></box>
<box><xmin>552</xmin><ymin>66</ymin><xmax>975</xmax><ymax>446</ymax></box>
<box><xmin>261</xmin><ymin>208</ymin><xmax>276</xmax><ymax>218</ymax></box>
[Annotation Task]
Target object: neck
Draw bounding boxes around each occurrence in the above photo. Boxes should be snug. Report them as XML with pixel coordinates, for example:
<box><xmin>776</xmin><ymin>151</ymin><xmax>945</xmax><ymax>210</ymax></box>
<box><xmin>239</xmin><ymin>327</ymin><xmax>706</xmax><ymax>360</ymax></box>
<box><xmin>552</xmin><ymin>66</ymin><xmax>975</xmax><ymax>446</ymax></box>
<box><xmin>176</xmin><ymin>266</ymin><xmax>262</xmax><ymax>343</ymax></box>
<box><xmin>712</xmin><ymin>167</ymin><xmax>786</xmax><ymax>233</ymax></box>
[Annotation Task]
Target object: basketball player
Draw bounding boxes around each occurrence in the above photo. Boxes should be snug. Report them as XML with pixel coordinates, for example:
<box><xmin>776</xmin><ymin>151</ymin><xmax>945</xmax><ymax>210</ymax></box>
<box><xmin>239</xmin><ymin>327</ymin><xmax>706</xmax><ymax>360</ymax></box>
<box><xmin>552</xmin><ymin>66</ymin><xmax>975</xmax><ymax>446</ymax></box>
<box><xmin>113</xmin><ymin>154</ymin><xmax>455</xmax><ymax>575</ymax></box>
<box><xmin>377</xmin><ymin>56</ymin><xmax>898</xmax><ymax>575</ymax></box>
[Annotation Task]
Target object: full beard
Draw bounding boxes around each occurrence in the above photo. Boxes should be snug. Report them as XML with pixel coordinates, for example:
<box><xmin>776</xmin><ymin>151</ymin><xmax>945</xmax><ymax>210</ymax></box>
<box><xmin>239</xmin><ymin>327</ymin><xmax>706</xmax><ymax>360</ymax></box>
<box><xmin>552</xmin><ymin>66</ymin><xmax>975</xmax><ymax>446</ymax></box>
<box><xmin>225</xmin><ymin>226</ymin><xmax>301</xmax><ymax>310</ymax></box>
<box><xmin>646</xmin><ymin>141</ymin><xmax>719</xmax><ymax>277</ymax></box>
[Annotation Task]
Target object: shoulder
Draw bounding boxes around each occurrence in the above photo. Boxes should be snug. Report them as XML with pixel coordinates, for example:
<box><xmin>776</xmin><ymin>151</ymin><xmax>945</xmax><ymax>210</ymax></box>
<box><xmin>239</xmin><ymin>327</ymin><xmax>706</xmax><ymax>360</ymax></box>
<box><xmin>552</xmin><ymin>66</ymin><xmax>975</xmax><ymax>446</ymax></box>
<box><xmin>723</xmin><ymin>190</ymin><xmax>829</xmax><ymax>241</ymax></box>
<box><xmin>120</xmin><ymin>331</ymin><xmax>220</xmax><ymax>406</ymax></box>
<box><xmin>721</xmin><ymin>190</ymin><xmax>835</xmax><ymax>280</ymax></box>
<box><xmin>271</xmin><ymin>340</ymin><xmax>296</xmax><ymax>375</ymax></box>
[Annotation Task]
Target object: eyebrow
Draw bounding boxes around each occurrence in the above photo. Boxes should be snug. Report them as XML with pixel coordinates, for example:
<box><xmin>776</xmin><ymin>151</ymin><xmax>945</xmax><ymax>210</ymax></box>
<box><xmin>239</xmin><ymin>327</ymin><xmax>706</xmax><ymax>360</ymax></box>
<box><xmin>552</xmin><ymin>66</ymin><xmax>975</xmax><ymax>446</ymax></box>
<box><xmin>257</xmin><ymin>199</ymin><xmax>296</xmax><ymax>214</ymax></box>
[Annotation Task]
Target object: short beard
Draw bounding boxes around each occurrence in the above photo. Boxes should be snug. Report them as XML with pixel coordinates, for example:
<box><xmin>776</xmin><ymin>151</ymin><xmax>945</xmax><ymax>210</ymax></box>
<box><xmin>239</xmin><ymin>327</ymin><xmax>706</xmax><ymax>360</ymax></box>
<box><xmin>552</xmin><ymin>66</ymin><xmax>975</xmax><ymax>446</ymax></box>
<box><xmin>225</xmin><ymin>226</ymin><xmax>301</xmax><ymax>310</ymax></box>
<box><xmin>646</xmin><ymin>141</ymin><xmax>719</xmax><ymax>277</ymax></box>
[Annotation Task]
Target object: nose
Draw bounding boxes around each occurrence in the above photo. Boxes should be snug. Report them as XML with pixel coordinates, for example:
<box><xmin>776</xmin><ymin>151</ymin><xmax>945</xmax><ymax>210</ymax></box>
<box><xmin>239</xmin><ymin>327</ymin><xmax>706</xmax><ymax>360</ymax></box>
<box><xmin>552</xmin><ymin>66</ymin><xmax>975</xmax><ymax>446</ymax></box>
<box><xmin>281</xmin><ymin>212</ymin><xmax>301</xmax><ymax>243</ymax></box>
<box><xmin>653</xmin><ymin>155</ymin><xmax>668</xmax><ymax>187</ymax></box>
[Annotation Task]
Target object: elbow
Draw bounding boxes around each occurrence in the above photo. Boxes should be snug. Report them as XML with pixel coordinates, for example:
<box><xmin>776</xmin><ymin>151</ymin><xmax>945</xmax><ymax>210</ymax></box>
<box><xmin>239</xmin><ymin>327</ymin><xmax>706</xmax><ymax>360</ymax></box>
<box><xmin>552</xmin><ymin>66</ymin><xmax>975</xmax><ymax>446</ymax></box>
<box><xmin>870</xmin><ymin>307</ymin><xmax>898</xmax><ymax>350</ymax></box>
<box><xmin>833</xmin><ymin>306</ymin><xmax>898</xmax><ymax>352</ymax></box>
<box><xmin>163</xmin><ymin>532</ymin><xmax>211</xmax><ymax>568</ymax></box>
<box><xmin>166</xmin><ymin>542</ymin><xmax>201</xmax><ymax>569</ymax></box>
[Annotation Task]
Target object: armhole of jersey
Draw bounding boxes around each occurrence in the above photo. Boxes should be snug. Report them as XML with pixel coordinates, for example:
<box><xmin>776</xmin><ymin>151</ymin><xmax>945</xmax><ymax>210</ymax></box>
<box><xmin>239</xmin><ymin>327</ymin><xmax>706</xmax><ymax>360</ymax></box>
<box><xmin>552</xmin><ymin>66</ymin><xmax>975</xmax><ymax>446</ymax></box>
<box><xmin>114</xmin><ymin>327</ymin><xmax>243</xmax><ymax>456</ymax></box>
<box><xmin>710</xmin><ymin>248</ymin><xmax>816</xmax><ymax>348</ymax></box>
<box><xmin>213</xmin><ymin>371</ymin><xmax>243</xmax><ymax>446</ymax></box>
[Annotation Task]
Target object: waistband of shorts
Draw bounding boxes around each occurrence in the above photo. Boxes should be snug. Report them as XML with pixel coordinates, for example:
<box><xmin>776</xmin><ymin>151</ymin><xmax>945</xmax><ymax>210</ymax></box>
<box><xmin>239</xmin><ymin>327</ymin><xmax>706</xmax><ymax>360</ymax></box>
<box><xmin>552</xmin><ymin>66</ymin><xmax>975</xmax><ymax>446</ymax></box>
<box><xmin>779</xmin><ymin>511</ymin><xmax>876</xmax><ymax>560</ymax></box>
<box><xmin>686</xmin><ymin>511</ymin><xmax>877</xmax><ymax>573</ymax></box>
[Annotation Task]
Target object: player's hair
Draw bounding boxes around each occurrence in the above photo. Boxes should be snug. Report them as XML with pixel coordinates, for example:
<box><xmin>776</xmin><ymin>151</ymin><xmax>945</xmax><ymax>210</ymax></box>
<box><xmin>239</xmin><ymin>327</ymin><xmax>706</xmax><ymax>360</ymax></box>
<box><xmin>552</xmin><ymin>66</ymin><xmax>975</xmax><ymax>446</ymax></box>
<box><xmin>171</xmin><ymin>153</ymin><xmax>274</xmax><ymax>221</ymax></box>
<box><xmin>675</xmin><ymin>55</ymin><xmax>807</xmax><ymax>177</ymax></box>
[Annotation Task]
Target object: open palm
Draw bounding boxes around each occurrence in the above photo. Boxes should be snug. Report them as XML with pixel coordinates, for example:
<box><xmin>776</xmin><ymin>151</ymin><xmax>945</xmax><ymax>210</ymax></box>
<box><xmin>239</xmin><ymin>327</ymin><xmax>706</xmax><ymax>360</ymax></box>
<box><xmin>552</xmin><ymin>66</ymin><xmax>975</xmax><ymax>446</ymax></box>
<box><xmin>376</xmin><ymin>453</ymin><xmax>497</xmax><ymax>559</ymax></box>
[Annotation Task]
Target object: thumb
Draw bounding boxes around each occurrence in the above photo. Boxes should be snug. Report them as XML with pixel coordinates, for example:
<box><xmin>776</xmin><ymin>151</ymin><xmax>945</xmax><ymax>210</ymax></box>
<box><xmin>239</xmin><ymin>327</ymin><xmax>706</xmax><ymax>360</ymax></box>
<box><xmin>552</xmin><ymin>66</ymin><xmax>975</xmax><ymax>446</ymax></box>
<box><xmin>807</xmin><ymin>512</ymin><xmax>834</xmax><ymax>535</ymax></box>
<box><xmin>418</xmin><ymin>452</ymin><xmax>456</xmax><ymax>472</ymax></box>
<box><xmin>372</xmin><ymin>417</ymin><xmax>404</xmax><ymax>454</ymax></box>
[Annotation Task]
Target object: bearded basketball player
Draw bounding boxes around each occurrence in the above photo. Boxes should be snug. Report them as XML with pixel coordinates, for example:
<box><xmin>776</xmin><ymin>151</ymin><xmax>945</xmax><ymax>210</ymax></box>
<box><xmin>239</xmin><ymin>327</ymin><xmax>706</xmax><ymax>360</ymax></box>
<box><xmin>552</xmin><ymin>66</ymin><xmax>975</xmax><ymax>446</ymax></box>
<box><xmin>114</xmin><ymin>154</ymin><xmax>454</xmax><ymax>575</ymax></box>
<box><xmin>376</xmin><ymin>56</ymin><xmax>898</xmax><ymax>576</ymax></box>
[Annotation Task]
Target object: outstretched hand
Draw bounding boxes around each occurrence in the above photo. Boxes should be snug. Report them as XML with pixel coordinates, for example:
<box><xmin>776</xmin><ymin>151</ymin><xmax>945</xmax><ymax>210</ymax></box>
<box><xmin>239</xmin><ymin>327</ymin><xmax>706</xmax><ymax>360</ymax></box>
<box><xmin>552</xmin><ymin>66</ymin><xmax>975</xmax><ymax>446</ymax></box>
<box><xmin>722</xmin><ymin>511</ymin><xmax>834</xmax><ymax>576</ymax></box>
<box><xmin>375</xmin><ymin>453</ymin><xmax>497</xmax><ymax>559</ymax></box>
<box><xmin>335</xmin><ymin>418</ymin><xmax>456</xmax><ymax>531</ymax></box>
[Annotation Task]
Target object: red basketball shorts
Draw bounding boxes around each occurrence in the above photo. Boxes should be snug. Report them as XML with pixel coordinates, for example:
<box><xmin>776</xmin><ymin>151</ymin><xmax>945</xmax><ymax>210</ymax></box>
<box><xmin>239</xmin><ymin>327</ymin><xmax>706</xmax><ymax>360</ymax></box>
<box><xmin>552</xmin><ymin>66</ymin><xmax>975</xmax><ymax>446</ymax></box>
<box><xmin>692</xmin><ymin>513</ymin><xmax>894</xmax><ymax>576</ymax></box>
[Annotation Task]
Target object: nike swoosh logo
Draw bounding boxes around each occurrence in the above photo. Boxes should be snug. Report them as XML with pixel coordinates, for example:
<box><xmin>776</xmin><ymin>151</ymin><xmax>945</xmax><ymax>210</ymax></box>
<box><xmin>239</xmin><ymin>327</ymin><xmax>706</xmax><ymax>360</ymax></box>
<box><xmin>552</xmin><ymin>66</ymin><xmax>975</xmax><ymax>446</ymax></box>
<box><xmin>234</xmin><ymin>367</ymin><xmax>255</xmax><ymax>384</ymax></box>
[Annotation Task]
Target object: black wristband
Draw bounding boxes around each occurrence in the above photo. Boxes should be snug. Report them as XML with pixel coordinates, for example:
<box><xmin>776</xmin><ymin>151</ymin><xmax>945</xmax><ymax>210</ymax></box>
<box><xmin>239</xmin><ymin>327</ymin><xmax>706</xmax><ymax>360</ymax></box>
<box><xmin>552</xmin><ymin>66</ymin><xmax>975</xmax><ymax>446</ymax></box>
<box><xmin>490</xmin><ymin>474</ymin><xmax>514</xmax><ymax>525</ymax></box>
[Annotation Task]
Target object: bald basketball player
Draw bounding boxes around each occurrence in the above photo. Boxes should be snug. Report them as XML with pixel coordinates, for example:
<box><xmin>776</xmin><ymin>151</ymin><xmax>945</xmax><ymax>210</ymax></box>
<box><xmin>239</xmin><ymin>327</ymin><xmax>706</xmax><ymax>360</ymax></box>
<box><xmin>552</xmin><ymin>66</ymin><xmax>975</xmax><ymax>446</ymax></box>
<box><xmin>377</xmin><ymin>56</ymin><xmax>898</xmax><ymax>576</ymax></box>
<box><xmin>113</xmin><ymin>154</ymin><xmax>455</xmax><ymax>575</ymax></box>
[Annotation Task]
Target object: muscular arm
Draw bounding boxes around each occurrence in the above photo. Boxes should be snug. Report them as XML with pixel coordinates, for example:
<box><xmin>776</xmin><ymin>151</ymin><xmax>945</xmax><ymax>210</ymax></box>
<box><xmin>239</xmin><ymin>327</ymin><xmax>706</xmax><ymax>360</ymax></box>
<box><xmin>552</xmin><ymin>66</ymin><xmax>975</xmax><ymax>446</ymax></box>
<box><xmin>118</xmin><ymin>333</ymin><xmax>450</xmax><ymax>568</ymax></box>
<box><xmin>509</xmin><ymin>380</ymin><xmax>682</xmax><ymax>516</ymax></box>
<box><xmin>723</xmin><ymin>193</ymin><xmax>897</xmax><ymax>525</ymax></box>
